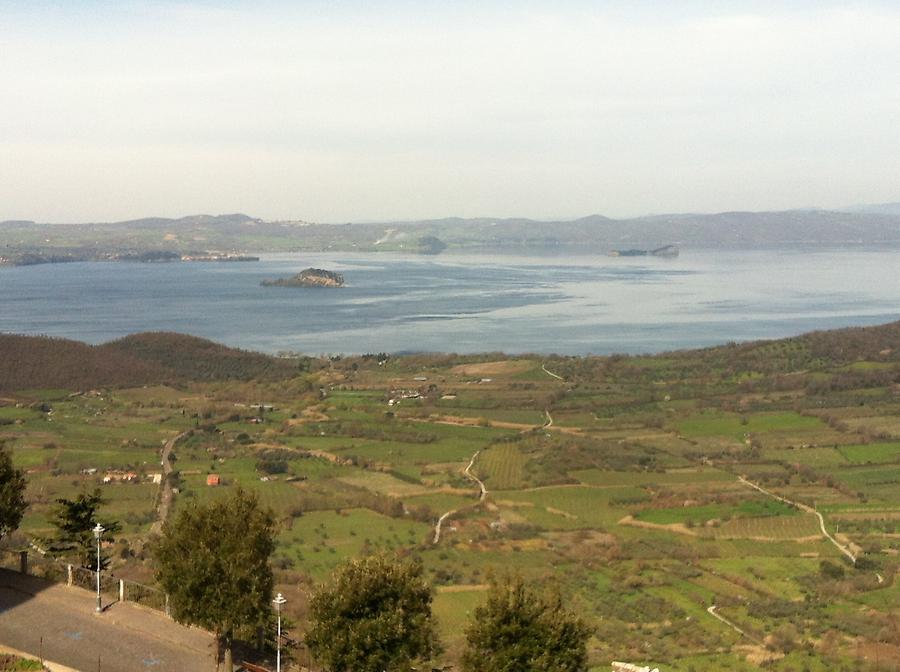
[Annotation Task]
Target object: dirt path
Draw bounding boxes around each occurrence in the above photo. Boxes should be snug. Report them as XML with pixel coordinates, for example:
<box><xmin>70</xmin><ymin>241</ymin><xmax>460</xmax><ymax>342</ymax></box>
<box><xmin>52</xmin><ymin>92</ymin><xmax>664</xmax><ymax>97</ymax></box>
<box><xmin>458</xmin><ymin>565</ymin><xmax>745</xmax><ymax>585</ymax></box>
<box><xmin>541</xmin><ymin>363</ymin><xmax>565</xmax><ymax>381</ymax></box>
<box><xmin>619</xmin><ymin>514</ymin><xmax>698</xmax><ymax>537</ymax></box>
<box><xmin>150</xmin><ymin>430</ymin><xmax>190</xmax><ymax>536</ymax></box>
<box><xmin>413</xmin><ymin>414</ymin><xmax>541</xmax><ymax>431</ymax></box>
<box><xmin>432</xmin><ymin>450</ymin><xmax>488</xmax><ymax>544</ymax></box>
<box><xmin>707</xmin><ymin>605</ymin><xmax>760</xmax><ymax>643</ymax></box>
<box><xmin>465</xmin><ymin>450</ymin><xmax>488</xmax><ymax>501</ymax></box>
<box><xmin>738</xmin><ymin>476</ymin><xmax>857</xmax><ymax>564</ymax></box>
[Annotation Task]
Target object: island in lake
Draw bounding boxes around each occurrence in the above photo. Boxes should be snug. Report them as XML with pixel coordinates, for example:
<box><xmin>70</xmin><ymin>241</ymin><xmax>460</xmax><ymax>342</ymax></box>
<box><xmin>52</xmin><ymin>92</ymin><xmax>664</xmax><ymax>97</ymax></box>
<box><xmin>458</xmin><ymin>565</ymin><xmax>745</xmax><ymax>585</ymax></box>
<box><xmin>609</xmin><ymin>244</ymin><xmax>679</xmax><ymax>258</ymax></box>
<box><xmin>261</xmin><ymin>268</ymin><xmax>345</xmax><ymax>288</ymax></box>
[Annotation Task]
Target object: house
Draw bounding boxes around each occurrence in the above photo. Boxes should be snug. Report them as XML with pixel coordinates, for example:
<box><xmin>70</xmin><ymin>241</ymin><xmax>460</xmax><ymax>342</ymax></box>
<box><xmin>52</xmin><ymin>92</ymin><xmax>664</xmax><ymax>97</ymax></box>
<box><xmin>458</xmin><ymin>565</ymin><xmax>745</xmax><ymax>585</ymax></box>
<box><xmin>612</xmin><ymin>663</ymin><xmax>660</xmax><ymax>672</ymax></box>
<box><xmin>148</xmin><ymin>473</ymin><xmax>163</xmax><ymax>484</ymax></box>
<box><xmin>206</xmin><ymin>474</ymin><xmax>221</xmax><ymax>486</ymax></box>
<box><xmin>102</xmin><ymin>470</ymin><xmax>138</xmax><ymax>484</ymax></box>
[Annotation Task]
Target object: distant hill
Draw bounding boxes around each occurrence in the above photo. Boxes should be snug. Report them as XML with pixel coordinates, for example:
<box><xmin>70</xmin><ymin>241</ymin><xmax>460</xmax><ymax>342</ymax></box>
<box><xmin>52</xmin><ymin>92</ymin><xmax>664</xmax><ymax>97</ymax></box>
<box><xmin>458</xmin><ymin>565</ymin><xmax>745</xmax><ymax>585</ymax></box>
<box><xmin>840</xmin><ymin>202</ymin><xmax>900</xmax><ymax>216</ymax></box>
<box><xmin>536</xmin><ymin>319</ymin><xmax>900</xmax><ymax>394</ymax></box>
<box><xmin>4</xmin><ymin>320</ymin><xmax>900</xmax><ymax>394</ymax></box>
<box><xmin>691</xmin><ymin>319</ymin><xmax>900</xmax><ymax>372</ymax></box>
<box><xmin>0</xmin><ymin>335</ymin><xmax>166</xmax><ymax>391</ymax></box>
<box><xmin>104</xmin><ymin>332</ymin><xmax>301</xmax><ymax>382</ymax></box>
<box><xmin>0</xmin><ymin>332</ymin><xmax>303</xmax><ymax>392</ymax></box>
<box><xmin>3</xmin><ymin>208</ymin><xmax>900</xmax><ymax>257</ymax></box>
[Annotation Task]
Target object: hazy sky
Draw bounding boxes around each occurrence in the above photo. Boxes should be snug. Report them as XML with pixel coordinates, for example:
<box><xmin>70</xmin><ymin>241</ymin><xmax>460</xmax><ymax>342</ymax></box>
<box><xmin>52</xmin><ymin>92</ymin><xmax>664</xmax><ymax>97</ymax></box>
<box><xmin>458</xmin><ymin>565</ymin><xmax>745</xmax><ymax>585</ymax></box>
<box><xmin>2</xmin><ymin>1</ymin><xmax>899</xmax><ymax>223</ymax></box>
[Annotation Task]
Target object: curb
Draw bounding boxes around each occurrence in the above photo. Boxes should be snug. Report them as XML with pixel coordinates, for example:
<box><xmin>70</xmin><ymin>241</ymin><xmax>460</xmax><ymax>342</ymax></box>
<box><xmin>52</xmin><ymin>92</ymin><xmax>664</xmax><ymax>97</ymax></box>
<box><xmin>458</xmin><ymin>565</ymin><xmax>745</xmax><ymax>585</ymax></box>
<box><xmin>0</xmin><ymin>643</ymin><xmax>81</xmax><ymax>672</ymax></box>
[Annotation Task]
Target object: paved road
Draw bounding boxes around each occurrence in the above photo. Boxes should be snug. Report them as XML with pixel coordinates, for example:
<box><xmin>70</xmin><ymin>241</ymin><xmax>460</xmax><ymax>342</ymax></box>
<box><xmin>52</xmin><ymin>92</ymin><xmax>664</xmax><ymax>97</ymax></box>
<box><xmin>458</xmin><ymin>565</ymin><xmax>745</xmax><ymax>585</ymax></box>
<box><xmin>0</xmin><ymin>569</ymin><xmax>216</xmax><ymax>672</ymax></box>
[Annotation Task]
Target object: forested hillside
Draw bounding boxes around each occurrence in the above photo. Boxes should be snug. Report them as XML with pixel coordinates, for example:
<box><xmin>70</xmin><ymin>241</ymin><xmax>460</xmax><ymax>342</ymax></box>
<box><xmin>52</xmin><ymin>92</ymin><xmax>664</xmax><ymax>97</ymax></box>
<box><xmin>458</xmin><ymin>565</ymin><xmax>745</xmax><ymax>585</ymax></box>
<box><xmin>0</xmin><ymin>332</ymin><xmax>304</xmax><ymax>391</ymax></box>
<box><xmin>104</xmin><ymin>333</ymin><xmax>303</xmax><ymax>382</ymax></box>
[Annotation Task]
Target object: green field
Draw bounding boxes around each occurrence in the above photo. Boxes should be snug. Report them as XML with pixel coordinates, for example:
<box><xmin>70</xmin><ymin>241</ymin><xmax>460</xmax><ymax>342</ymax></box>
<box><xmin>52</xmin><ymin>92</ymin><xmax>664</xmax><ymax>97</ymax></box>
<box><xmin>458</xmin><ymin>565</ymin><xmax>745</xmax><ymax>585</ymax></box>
<box><xmin>635</xmin><ymin>499</ymin><xmax>797</xmax><ymax>525</ymax></box>
<box><xmin>677</xmin><ymin>411</ymin><xmax>824</xmax><ymax>441</ymax></box>
<box><xmin>476</xmin><ymin>444</ymin><xmax>527</xmax><ymax>489</ymax></box>
<box><xmin>5</xmin><ymin>323</ymin><xmax>900</xmax><ymax>671</ymax></box>
<box><xmin>276</xmin><ymin>508</ymin><xmax>431</xmax><ymax>580</ymax></box>
<box><xmin>838</xmin><ymin>441</ymin><xmax>900</xmax><ymax>464</ymax></box>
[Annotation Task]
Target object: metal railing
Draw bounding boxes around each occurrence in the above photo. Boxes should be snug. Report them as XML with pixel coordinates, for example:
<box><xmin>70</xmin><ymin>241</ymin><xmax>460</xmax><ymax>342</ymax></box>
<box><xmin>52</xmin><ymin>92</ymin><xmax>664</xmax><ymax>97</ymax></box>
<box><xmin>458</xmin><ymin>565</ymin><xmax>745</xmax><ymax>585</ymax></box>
<box><xmin>0</xmin><ymin>549</ymin><xmax>310</xmax><ymax>669</ymax></box>
<box><xmin>0</xmin><ymin>548</ymin><xmax>170</xmax><ymax>616</ymax></box>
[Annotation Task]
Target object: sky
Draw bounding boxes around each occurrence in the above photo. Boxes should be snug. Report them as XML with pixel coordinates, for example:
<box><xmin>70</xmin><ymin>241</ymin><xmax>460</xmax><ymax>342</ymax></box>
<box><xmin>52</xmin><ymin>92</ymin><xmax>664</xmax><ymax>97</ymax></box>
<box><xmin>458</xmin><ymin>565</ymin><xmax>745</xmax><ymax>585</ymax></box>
<box><xmin>2</xmin><ymin>1</ymin><xmax>900</xmax><ymax>223</ymax></box>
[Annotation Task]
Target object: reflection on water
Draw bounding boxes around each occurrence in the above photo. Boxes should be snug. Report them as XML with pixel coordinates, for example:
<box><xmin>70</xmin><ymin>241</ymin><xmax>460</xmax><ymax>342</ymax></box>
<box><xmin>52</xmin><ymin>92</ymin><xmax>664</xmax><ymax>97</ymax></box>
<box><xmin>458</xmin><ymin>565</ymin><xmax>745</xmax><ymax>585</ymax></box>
<box><xmin>0</xmin><ymin>248</ymin><xmax>898</xmax><ymax>355</ymax></box>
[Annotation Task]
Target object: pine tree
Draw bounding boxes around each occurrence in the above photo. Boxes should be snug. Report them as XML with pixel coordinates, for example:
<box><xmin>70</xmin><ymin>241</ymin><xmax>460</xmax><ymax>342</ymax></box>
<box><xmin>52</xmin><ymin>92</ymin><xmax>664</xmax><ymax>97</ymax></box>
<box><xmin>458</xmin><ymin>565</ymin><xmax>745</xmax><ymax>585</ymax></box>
<box><xmin>47</xmin><ymin>488</ymin><xmax>119</xmax><ymax>569</ymax></box>
<box><xmin>0</xmin><ymin>446</ymin><xmax>27</xmax><ymax>540</ymax></box>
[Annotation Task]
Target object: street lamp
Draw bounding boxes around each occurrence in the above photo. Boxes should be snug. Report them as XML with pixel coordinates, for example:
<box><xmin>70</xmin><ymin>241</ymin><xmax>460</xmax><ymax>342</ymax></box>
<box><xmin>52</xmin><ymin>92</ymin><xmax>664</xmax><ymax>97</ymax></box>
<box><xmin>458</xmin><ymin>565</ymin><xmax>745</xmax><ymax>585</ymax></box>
<box><xmin>93</xmin><ymin>523</ymin><xmax>104</xmax><ymax>612</ymax></box>
<box><xmin>273</xmin><ymin>592</ymin><xmax>287</xmax><ymax>672</ymax></box>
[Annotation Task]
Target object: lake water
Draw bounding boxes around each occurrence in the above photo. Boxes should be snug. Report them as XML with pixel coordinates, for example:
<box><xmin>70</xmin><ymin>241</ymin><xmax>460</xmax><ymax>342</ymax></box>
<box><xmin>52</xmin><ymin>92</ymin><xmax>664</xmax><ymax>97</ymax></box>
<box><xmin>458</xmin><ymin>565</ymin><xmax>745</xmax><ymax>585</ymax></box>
<box><xmin>1</xmin><ymin>248</ymin><xmax>898</xmax><ymax>355</ymax></box>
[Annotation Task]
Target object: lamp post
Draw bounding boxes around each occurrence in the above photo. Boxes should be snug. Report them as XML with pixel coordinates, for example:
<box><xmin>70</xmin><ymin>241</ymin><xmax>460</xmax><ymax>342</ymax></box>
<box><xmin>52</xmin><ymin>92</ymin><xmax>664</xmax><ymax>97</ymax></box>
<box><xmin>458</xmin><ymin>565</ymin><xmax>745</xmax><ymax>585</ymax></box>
<box><xmin>93</xmin><ymin>523</ymin><xmax>104</xmax><ymax>612</ymax></box>
<box><xmin>273</xmin><ymin>592</ymin><xmax>286</xmax><ymax>672</ymax></box>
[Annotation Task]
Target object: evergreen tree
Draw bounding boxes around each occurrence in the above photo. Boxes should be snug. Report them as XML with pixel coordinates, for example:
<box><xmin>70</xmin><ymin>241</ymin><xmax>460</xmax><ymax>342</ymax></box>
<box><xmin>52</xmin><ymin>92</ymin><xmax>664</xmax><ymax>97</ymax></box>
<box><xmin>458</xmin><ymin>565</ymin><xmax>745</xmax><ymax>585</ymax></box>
<box><xmin>0</xmin><ymin>446</ymin><xmax>27</xmax><ymax>540</ymax></box>
<box><xmin>462</xmin><ymin>574</ymin><xmax>591</xmax><ymax>672</ymax></box>
<box><xmin>306</xmin><ymin>553</ymin><xmax>440</xmax><ymax>672</ymax></box>
<box><xmin>154</xmin><ymin>487</ymin><xmax>276</xmax><ymax>672</ymax></box>
<box><xmin>47</xmin><ymin>488</ymin><xmax>119</xmax><ymax>569</ymax></box>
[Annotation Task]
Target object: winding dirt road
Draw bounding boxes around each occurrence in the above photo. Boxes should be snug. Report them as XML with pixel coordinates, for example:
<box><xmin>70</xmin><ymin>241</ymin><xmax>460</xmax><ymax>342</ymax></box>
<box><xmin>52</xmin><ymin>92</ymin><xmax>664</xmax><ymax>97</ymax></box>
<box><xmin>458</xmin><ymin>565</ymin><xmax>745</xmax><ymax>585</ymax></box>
<box><xmin>738</xmin><ymin>476</ymin><xmax>857</xmax><ymax>564</ymax></box>
<box><xmin>150</xmin><ymin>430</ymin><xmax>190</xmax><ymax>535</ymax></box>
<box><xmin>541</xmin><ymin>363</ymin><xmax>564</xmax><ymax>381</ymax></box>
<box><xmin>432</xmin><ymin>451</ymin><xmax>488</xmax><ymax>544</ymax></box>
<box><xmin>707</xmin><ymin>605</ymin><xmax>760</xmax><ymax>643</ymax></box>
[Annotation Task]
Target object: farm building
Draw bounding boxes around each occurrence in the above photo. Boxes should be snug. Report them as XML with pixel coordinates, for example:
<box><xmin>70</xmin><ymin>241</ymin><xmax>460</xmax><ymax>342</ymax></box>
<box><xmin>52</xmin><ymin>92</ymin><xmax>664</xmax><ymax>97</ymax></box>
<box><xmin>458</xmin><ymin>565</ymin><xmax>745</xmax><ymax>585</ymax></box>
<box><xmin>102</xmin><ymin>471</ymin><xmax>138</xmax><ymax>484</ymax></box>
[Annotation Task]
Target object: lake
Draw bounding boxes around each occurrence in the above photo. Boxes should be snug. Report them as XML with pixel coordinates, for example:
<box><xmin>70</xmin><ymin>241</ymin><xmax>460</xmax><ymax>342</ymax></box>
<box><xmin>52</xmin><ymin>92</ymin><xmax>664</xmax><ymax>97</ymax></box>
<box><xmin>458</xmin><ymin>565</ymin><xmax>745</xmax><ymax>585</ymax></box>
<box><xmin>1</xmin><ymin>248</ymin><xmax>898</xmax><ymax>355</ymax></box>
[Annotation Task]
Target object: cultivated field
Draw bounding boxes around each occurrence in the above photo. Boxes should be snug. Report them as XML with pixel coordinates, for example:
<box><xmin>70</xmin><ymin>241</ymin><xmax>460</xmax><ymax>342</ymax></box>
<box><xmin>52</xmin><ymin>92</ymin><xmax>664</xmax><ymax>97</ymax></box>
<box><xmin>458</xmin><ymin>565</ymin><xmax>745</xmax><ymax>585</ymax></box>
<box><xmin>3</xmin><ymin>323</ymin><xmax>900</xmax><ymax>670</ymax></box>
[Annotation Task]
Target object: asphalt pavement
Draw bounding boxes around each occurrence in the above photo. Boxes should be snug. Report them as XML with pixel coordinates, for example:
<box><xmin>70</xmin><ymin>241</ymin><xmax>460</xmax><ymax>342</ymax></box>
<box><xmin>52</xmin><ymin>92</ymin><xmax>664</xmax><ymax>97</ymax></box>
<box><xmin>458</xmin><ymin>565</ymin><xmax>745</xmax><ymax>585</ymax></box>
<box><xmin>0</xmin><ymin>568</ymin><xmax>216</xmax><ymax>672</ymax></box>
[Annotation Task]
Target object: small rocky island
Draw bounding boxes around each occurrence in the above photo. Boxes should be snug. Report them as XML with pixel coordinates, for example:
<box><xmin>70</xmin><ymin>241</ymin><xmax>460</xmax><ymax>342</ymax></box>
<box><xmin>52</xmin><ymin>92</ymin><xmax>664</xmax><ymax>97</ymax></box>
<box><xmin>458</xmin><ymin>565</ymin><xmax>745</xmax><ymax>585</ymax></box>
<box><xmin>609</xmin><ymin>244</ymin><xmax>679</xmax><ymax>258</ymax></box>
<box><xmin>261</xmin><ymin>268</ymin><xmax>345</xmax><ymax>288</ymax></box>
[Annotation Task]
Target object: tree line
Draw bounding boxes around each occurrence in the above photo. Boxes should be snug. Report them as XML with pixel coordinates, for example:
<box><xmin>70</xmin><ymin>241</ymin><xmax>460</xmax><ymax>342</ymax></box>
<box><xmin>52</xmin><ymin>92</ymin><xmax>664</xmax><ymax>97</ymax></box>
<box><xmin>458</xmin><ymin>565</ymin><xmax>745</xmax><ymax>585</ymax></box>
<box><xmin>155</xmin><ymin>488</ymin><xmax>590</xmax><ymax>672</ymax></box>
<box><xmin>0</xmin><ymin>460</ymin><xmax>589</xmax><ymax>672</ymax></box>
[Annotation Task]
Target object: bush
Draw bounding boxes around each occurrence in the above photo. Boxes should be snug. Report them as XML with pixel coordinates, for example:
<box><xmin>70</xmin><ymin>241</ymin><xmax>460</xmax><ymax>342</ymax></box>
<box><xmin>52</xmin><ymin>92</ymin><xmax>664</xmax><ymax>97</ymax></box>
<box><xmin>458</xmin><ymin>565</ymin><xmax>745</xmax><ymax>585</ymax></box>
<box><xmin>306</xmin><ymin>554</ymin><xmax>439</xmax><ymax>672</ymax></box>
<box><xmin>462</xmin><ymin>574</ymin><xmax>590</xmax><ymax>672</ymax></box>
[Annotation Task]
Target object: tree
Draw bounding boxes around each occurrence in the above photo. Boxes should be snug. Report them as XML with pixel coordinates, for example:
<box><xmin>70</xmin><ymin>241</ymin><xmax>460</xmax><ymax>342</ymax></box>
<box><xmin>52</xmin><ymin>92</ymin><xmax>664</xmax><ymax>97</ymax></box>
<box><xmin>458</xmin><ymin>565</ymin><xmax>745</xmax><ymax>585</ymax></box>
<box><xmin>462</xmin><ymin>574</ymin><xmax>591</xmax><ymax>672</ymax></box>
<box><xmin>47</xmin><ymin>488</ymin><xmax>119</xmax><ymax>569</ymax></box>
<box><xmin>306</xmin><ymin>553</ymin><xmax>440</xmax><ymax>672</ymax></box>
<box><xmin>154</xmin><ymin>487</ymin><xmax>276</xmax><ymax>672</ymax></box>
<box><xmin>0</xmin><ymin>446</ymin><xmax>27</xmax><ymax>540</ymax></box>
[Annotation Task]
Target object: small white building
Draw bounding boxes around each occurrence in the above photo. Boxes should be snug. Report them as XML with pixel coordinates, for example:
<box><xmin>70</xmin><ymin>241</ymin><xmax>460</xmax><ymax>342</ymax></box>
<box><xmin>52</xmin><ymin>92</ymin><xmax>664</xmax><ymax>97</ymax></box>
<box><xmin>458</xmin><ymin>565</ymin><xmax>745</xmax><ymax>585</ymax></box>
<box><xmin>612</xmin><ymin>663</ymin><xmax>660</xmax><ymax>672</ymax></box>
